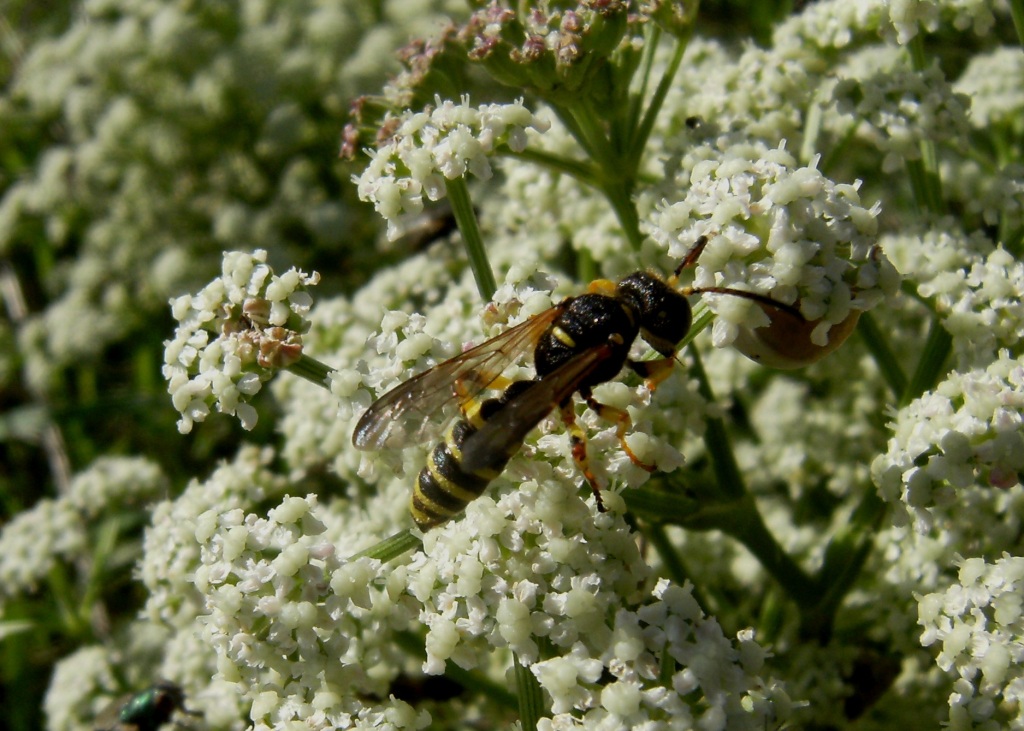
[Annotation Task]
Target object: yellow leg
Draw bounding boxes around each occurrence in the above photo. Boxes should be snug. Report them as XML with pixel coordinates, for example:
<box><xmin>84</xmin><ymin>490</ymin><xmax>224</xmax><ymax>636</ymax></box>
<box><xmin>628</xmin><ymin>356</ymin><xmax>676</xmax><ymax>392</ymax></box>
<box><xmin>559</xmin><ymin>401</ymin><xmax>606</xmax><ymax>512</ymax></box>
<box><xmin>583</xmin><ymin>394</ymin><xmax>656</xmax><ymax>473</ymax></box>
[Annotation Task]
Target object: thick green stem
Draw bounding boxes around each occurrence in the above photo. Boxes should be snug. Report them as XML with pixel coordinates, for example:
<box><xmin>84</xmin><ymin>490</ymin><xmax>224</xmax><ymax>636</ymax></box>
<box><xmin>856</xmin><ymin>312</ymin><xmax>906</xmax><ymax>399</ymax></box>
<box><xmin>688</xmin><ymin>349</ymin><xmax>745</xmax><ymax>500</ymax></box>
<box><xmin>629</xmin><ymin>38</ymin><xmax>686</xmax><ymax>165</ymax></box>
<box><xmin>682</xmin><ymin>350</ymin><xmax>819</xmax><ymax>605</ymax></box>
<box><xmin>286</xmin><ymin>354</ymin><xmax>335</xmax><ymax>389</ymax></box>
<box><xmin>722</xmin><ymin>496</ymin><xmax>819</xmax><ymax>607</ymax></box>
<box><xmin>504</xmin><ymin>147</ymin><xmax>598</xmax><ymax>184</ymax></box>
<box><xmin>514</xmin><ymin>653</ymin><xmax>544</xmax><ymax>731</ymax></box>
<box><xmin>554</xmin><ymin>102</ymin><xmax>644</xmax><ymax>248</ymax></box>
<box><xmin>1012</xmin><ymin>0</ymin><xmax>1024</xmax><ymax>47</ymax></box>
<box><xmin>446</xmin><ymin>176</ymin><xmax>497</xmax><ymax>301</ymax></box>
<box><xmin>806</xmin><ymin>489</ymin><xmax>887</xmax><ymax>642</ymax></box>
<box><xmin>901</xmin><ymin>319</ymin><xmax>951</xmax><ymax>406</ymax></box>
<box><xmin>350</xmin><ymin>530</ymin><xmax>421</xmax><ymax>562</ymax></box>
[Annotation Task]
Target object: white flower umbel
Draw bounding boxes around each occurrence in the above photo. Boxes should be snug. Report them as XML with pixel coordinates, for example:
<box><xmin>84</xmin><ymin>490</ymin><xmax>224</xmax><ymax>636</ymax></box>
<box><xmin>196</xmin><ymin>493</ymin><xmax>428</xmax><ymax>731</ymax></box>
<box><xmin>832</xmin><ymin>59</ymin><xmax>970</xmax><ymax>174</ymax></box>
<box><xmin>881</xmin><ymin>0</ymin><xmax>997</xmax><ymax>45</ymax></box>
<box><xmin>647</xmin><ymin>142</ymin><xmax>898</xmax><ymax>366</ymax></box>
<box><xmin>0</xmin><ymin>497</ymin><xmax>85</xmax><ymax>607</ymax></box>
<box><xmin>410</xmin><ymin>480</ymin><xmax>791</xmax><ymax>729</ymax></box>
<box><xmin>163</xmin><ymin>249</ymin><xmax>320</xmax><ymax>433</ymax></box>
<box><xmin>918</xmin><ymin>554</ymin><xmax>1024</xmax><ymax>730</ymax></box>
<box><xmin>353</xmin><ymin>96</ymin><xmax>550</xmax><ymax>240</ymax></box>
<box><xmin>43</xmin><ymin>646</ymin><xmax>119</xmax><ymax>731</ymax></box>
<box><xmin>872</xmin><ymin>352</ymin><xmax>1024</xmax><ymax>532</ymax></box>
<box><xmin>885</xmin><ymin>226</ymin><xmax>1024</xmax><ymax>369</ymax></box>
<box><xmin>0</xmin><ymin>455</ymin><xmax>167</xmax><ymax>609</ymax></box>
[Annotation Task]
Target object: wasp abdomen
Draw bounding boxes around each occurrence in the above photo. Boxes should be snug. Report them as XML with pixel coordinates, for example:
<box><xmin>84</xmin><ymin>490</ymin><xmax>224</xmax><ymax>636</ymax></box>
<box><xmin>412</xmin><ymin>414</ymin><xmax>518</xmax><ymax>530</ymax></box>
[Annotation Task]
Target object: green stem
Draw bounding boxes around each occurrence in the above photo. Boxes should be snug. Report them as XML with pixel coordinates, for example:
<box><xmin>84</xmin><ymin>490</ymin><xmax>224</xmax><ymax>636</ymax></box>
<box><xmin>677</xmin><ymin>350</ymin><xmax>819</xmax><ymax>610</ymax></box>
<box><xmin>446</xmin><ymin>176</ymin><xmax>497</xmax><ymax>301</ymax></box>
<box><xmin>555</xmin><ymin>102</ymin><xmax>644</xmax><ymax>249</ymax></box>
<box><xmin>805</xmin><ymin>489</ymin><xmax>887</xmax><ymax>642</ymax></box>
<box><xmin>626</xmin><ymin>25</ymin><xmax>663</xmax><ymax>150</ymax></box>
<box><xmin>504</xmin><ymin>148</ymin><xmax>599</xmax><ymax>185</ymax></box>
<box><xmin>286</xmin><ymin>354</ymin><xmax>336</xmax><ymax>389</ymax></box>
<box><xmin>563</xmin><ymin>100</ymin><xmax>619</xmax><ymax>174</ymax></box>
<box><xmin>350</xmin><ymin>530</ymin><xmax>421</xmax><ymax>562</ymax></box>
<box><xmin>644</xmin><ymin>521</ymin><xmax>692</xmax><ymax>587</ymax></box>
<box><xmin>393</xmin><ymin>631</ymin><xmax>518</xmax><ymax>710</ymax></box>
<box><xmin>601</xmin><ymin>181</ymin><xmax>643</xmax><ymax>249</ymax></box>
<box><xmin>514</xmin><ymin>653</ymin><xmax>544</xmax><ymax>731</ymax></box>
<box><xmin>856</xmin><ymin>312</ymin><xmax>906</xmax><ymax>399</ymax></box>
<box><xmin>722</xmin><ymin>496</ymin><xmax>819</xmax><ymax>607</ymax></box>
<box><xmin>905</xmin><ymin>35</ymin><xmax>944</xmax><ymax>215</ymax></box>
<box><xmin>1010</xmin><ymin>0</ymin><xmax>1024</xmax><ymax>48</ymax></box>
<box><xmin>901</xmin><ymin>318</ymin><xmax>951</xmax><ymax>406</ymax></box>
<box><xmin>688</xmin><ymin>349</ymin><xmax>745</xmax><ymax>500</ymax></box>
<box><xmin>628</xmin><ymin>37</ymin><xmax>686</xmax><ymax>166</ymax></box>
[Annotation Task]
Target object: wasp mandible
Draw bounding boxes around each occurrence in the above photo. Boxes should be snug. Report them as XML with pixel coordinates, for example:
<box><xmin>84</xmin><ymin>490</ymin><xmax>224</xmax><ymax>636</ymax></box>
<box><xmin>353</xmin><ymin>242</ymin><xmax>804</xmax><ymax>530</ymax></box>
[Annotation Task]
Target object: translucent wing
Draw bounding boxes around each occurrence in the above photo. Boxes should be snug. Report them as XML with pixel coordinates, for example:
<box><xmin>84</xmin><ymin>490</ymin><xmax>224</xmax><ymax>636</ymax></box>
<box><xmin>93</xmin><ymin>694</ymin><xmax>133</xmax><ymax>731</ymax></box>
<box><xmin>352</xmin><ymin>305</ymin><xmax>564</xmax><ymax>451</ymax></box>
<box><xmin>459</xmin><ymin>343</ymin><xmax>613</xmax><ymax>474</ymax></box>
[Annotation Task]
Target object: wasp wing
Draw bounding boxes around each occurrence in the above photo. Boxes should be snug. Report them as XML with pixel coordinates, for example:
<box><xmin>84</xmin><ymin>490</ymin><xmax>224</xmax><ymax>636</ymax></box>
<box><xmin>459</xmin><ymin>343</ymin><xmax>613</xmax><ymax>475</ymax></box>
<box><xmin>352</xmin><ymin>305</ymin><xmax>563</xmax><ymax>451</ymax></box>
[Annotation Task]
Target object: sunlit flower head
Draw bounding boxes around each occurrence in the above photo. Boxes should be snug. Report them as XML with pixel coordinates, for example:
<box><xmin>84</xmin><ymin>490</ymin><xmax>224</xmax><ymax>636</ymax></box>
<box><xmin>163</xmin><ymin>250</ymin><xmax>320</xmax><ymax>433</ymax></box>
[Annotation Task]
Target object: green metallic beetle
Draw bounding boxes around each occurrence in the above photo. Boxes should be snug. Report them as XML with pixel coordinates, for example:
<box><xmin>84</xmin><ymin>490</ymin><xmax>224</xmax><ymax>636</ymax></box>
<box><xmin>94</xmin><ymin>681</ymin><xmax>199</xmax><ymax>731</ymax></box>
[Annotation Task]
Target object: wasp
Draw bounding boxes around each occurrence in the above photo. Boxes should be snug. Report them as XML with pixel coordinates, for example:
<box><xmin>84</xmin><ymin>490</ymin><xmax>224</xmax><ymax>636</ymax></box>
<box><xmin>353</xmin><ymin>244</ymin><xmax>804</xmax><ymax>530</ymax></box>
<box><xmin>93</xmin><ymin>681</ymin><xmax>199</xmax><ymax>731</ymax></box>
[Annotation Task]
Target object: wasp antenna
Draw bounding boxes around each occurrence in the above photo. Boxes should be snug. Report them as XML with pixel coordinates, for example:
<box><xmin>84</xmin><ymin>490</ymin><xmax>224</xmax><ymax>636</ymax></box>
<box><xmin>687</xmin><ymin>286</ymin><xmax>806</xmax><ymax>321</ymax></box>
<box><xmin>670</xmin><ymin>235</ymin><xmax>710</xmax><ymax>284</ymax></box>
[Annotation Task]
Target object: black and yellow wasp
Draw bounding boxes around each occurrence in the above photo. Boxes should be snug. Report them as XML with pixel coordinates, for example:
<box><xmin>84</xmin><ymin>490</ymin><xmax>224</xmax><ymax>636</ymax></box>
<box><xmin>353</xmin><ymin>247</ymin><xmax>803</xmax><ymax>530</ymax></box>
<box><xmin>93</xmin><ymin>681</ymin><xmax>199</xmax><ymax>731</ymax></box>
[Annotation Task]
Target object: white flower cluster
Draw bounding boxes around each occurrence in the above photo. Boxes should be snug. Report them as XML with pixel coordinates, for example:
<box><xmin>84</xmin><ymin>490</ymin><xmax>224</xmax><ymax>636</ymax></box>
<box><xmin>890</xmin><ymin>228</ymin><xmax>1024</xmax><ymax>368</ymax></box>
<box><xmin>43</xmin><ymin>646</ymin><xmax>120</xmax><ymax>731</ymax></box>
<box><xmin>954</xmin><ymin>46</ymin><xmax>1024</xmax><ymax>130</ymax></box>
<box><xmin>0</xmin><ymin>456</ymin><xmax>166</xmax><ymax>607</ymax></box>
<box><xmin>832</xmin><ymin>59</ymin><xmax>971</xmax><ymax>174</ymax></box>
<box><xmin>0</xmin><ymin>0</ymin><xmax>452</xmax><ymax>392</ymax></box>
<box><xmin>647</xmin><ymin>142</ymin><xmax>898</xmax><ymax>365</ymax></box>
<box><xmin>882</xmin><ymin>0</ymin><xmax>997</xmax><ymax>45</ymax></box>
<box><xmin>197</xmin><ymin>493</ymin><xmax>429</xmax><ymax>731</ymax></box>
<box><xmin>0</xmin><ymin>497</ymin><xmax>84</xmax><ymax>605</ymax></box>
<box><xmin>918</xmin><ymin>554</ymin><xmax>1024</xmax><ymax>730</ymax></box>
<box><xmin>163</xmin><ymin>249</ymin><xmax>320</xmax><ymax>434</ymax></box>
<box><xmin>408</xmin><ymin>480</ymin><xmax>790</xmax><ymax>729</ymax></box>
<box><xmin>771</xmin><ymin>0</ymin><xmax>996</xmax><ymax>53</ymax></box>
<box><xmin>66</xmin><ymin>455</ymin><xmax>169</xmax><ymax>518</ymax></box>
<box><xmin>139</xmin><ymin>446</ymin><xmax>288</xmax><ymax>626</ymax></box>
<box><xmin>354</xmin><ymin>96</ymin><xmax>551</xmax><ymax>240</ymax></box>
<box><xmin>872</xmin><ymin>351</ymin><xmax>1024</xmax><ymax>532</ymax></box>
<box><xmin>935</xmin><ymin>249</ymin><xmax>1024</xmax><ymax>366</ymax></box>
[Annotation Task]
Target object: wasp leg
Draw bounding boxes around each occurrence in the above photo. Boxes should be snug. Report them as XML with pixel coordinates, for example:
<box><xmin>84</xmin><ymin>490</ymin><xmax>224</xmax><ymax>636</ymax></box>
<box><xmin>580</xmin><ymin>389</ymin><xmax>657</xmax><ymax>475</ymax></box>
<box><xmin>628</xmin><ymin>356</ymin><xmax>675</xmax><ymax>391</ymax></box>
<box><xmin>559</xmin><ymin>400</ymin><xmax>607</xmax><ymax>512</ymax></box>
